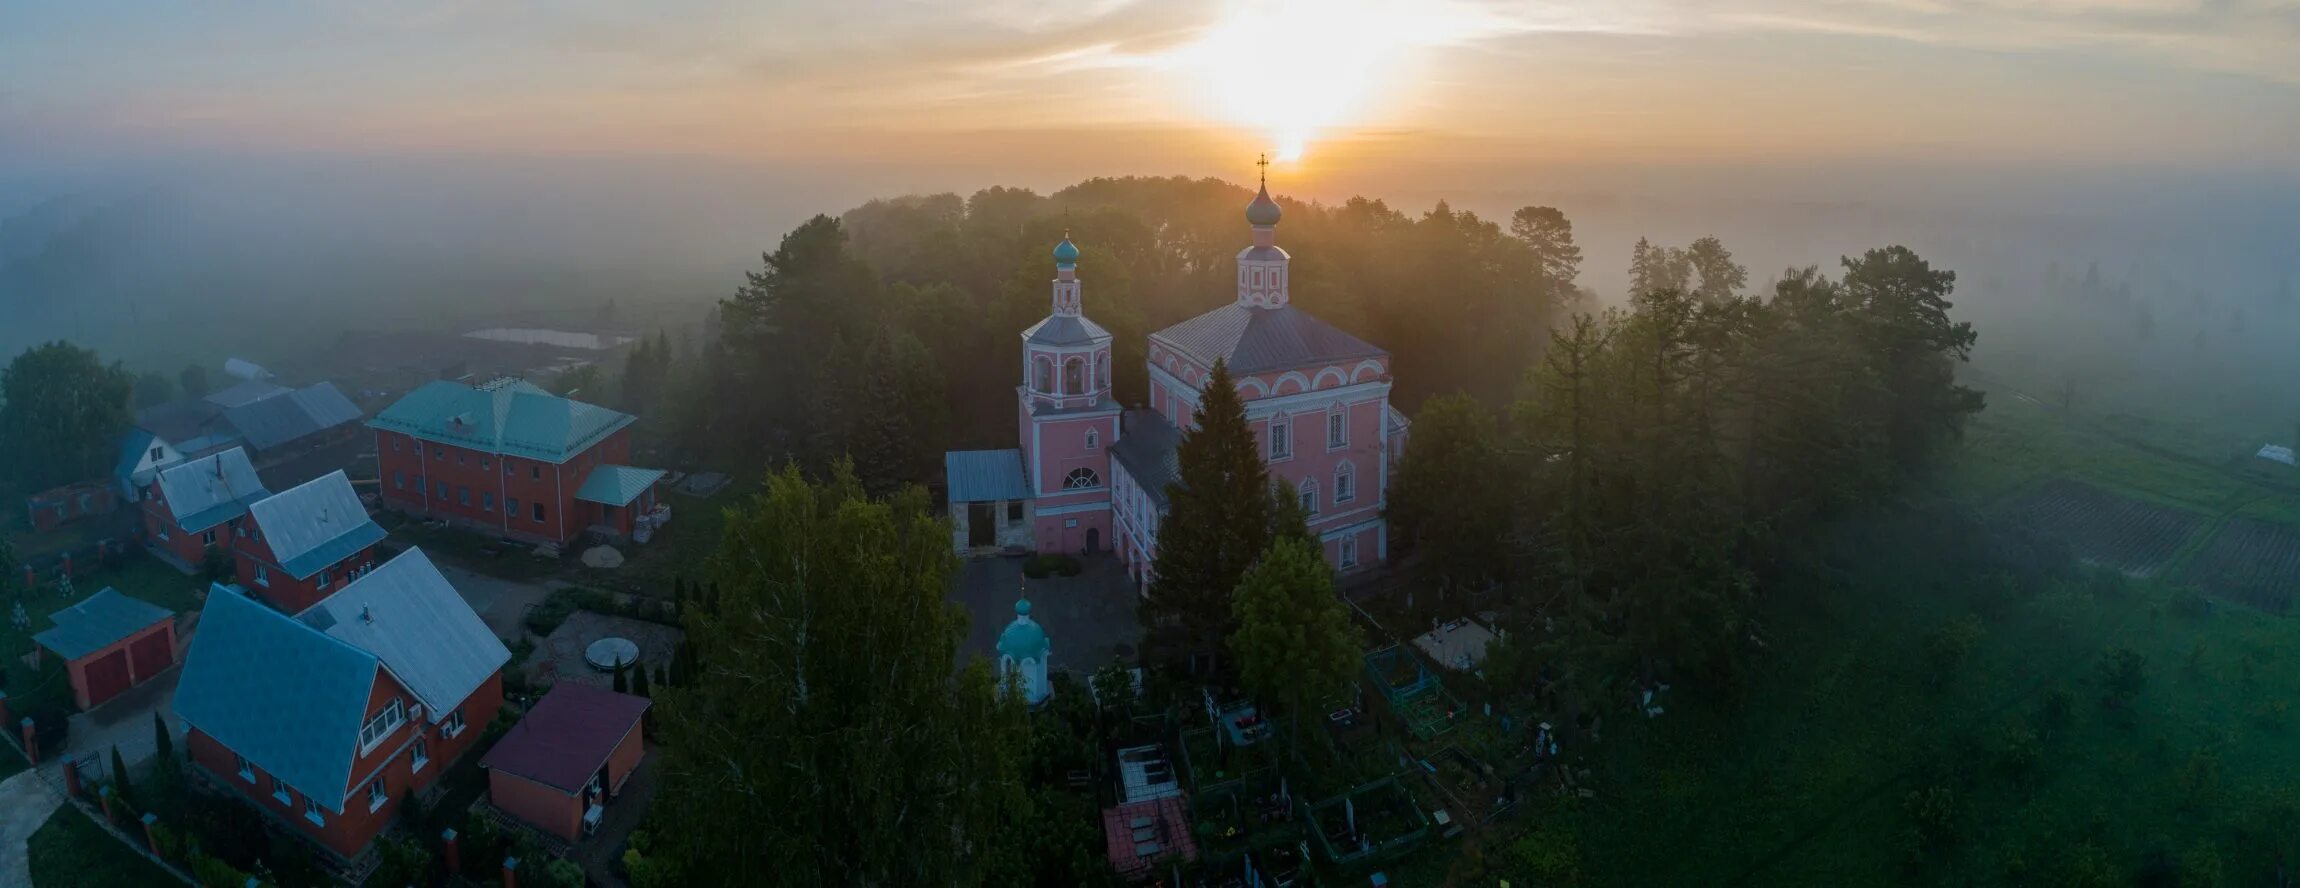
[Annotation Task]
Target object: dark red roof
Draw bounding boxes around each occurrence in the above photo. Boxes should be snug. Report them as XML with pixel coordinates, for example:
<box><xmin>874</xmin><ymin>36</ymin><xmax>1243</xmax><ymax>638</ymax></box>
<box><xmin>481</xmin><ymin>682</ymin><xmax>650</xmax><ymax>793</ymax></box>
<box><xmin>1102</xmin><ymin>797</ymin><xmax>1196</xmax><ymax>878</ymax></box>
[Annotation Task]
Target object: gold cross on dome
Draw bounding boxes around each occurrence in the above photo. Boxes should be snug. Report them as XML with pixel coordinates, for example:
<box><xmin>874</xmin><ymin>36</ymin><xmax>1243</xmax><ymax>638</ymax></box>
<box><xmin>1256</xmin><ymin>153</ymin><xmax>1269</xmax><ymax>186</ymax></box>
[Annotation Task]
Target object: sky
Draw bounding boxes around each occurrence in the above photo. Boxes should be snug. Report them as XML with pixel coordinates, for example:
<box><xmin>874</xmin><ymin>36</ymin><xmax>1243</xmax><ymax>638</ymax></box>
<box><xmin>6</xmin><ymin>0</ymin><xmax>2297</xmax><ymax>203</ymax></box>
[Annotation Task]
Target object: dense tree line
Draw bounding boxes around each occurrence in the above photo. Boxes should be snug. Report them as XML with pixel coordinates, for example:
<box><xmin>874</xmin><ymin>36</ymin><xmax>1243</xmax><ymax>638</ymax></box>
<box><xmin>0</xmin><ymin>340</ymin><xmax>133</xmax><ymax>492</ymax></box>
<box><xmin>1392</xmin><ymin>245</ymin><xmax>1984</xmax><ymax>721</ymax></box>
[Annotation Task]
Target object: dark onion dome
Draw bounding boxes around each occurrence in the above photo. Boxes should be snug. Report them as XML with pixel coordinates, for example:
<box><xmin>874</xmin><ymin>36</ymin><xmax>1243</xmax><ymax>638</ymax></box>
<box><xmin>1245</xmin><ymin>184</ymin><xmax>1282</xmax><ymax>226</ymax></box>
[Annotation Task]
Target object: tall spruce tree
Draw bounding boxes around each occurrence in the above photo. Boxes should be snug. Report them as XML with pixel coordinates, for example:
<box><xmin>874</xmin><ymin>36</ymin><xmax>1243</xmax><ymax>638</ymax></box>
<box><xmin>647</xmin><ymin>463</ymin><xmax>1029</xmax><ymax>884</ymax></box>
<box><xmin>1146</xmin><ymin>359</ymin><xmax>1269</xmax><ymax>673</ymax></box>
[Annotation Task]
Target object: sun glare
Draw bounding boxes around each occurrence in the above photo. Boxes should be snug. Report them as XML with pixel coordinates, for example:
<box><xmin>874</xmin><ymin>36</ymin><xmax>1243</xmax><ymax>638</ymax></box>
<box><xmin>1166</xmin><ymin>0</ymin><xmax>1491</xmax><ymax>163</ymax></box>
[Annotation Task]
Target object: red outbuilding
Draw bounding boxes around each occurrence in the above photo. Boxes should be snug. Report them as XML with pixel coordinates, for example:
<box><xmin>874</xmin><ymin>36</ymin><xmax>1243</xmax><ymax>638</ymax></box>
<box><xmin>33</xmin><ymin>588</ymin><xmax>178</xmax><ymax>710</ymax></box>
<box><xmin>481</xmin><ymin>682</ymin><xmax>650</xmax><ymax>841</ymax></box>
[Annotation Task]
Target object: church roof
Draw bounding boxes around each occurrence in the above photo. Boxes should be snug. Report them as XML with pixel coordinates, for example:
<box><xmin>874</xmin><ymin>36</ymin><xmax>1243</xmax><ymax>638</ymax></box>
<box><xmin>1111</xmin><ymin>409</ymin><xmax>1182</xmax><ymax>508</ymax></box>
<box><xmin>1022</xmin><ymin>314</ymin><xmax>1111</xmax><ymax>348</ymax></box>
<box><xmin>1150</xmin><ymin>303</ymin><xmax>1385</xmax><ymax>376</ymax></box>
<box><xmin>997</xmin><ymin>600</ymin><xmax>1049</xmax><ymax>662</ymax></box>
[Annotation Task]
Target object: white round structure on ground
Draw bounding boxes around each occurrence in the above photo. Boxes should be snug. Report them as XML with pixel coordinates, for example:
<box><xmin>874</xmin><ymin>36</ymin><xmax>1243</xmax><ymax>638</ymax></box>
<box><xmin>585</xmin><ymin>637</ymin><xmax>640</xmax><ymax>671</ymax></box>
<box><xmin>581</xmin><ymin>545</ymin><xmax>625</xmax><ymax>568</ymax></box>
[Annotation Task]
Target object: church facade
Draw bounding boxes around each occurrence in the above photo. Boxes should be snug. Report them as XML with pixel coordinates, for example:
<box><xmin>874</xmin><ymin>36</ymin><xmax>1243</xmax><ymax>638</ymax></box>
<box><xmin>945</xmin><ymin>176</ymin><xmax>1408</xmax><ymax>594</ymax></box>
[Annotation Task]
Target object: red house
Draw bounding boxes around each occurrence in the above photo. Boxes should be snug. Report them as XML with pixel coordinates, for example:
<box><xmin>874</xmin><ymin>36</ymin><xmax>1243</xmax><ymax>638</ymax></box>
<box><xmin>233</xmin><ymin>470</ymin><xmax>388</xmax><ymax>613</ymax></box>
<box><xmin>480</xmin><ymin>682</ymin><xmax>650</xmax><ymax>841</ymax></box>
<box><xmin>369</xmin><ymin>378</ymin><xmax>666</xmax><ymax>546</ymax></box>
<box><xmin>33</xmin><ymin>589</ymin><xmax>178</xmax><ymax>710</ymax></box>
<box><xmin>173</xmin><ymin>548</ymin><xmax>509</xmax><ymax>860</ymax></box>
<box><xmin>144</xmin><ymin>448</ymin><xmax>271</xmax><ymax>570</ymax></box>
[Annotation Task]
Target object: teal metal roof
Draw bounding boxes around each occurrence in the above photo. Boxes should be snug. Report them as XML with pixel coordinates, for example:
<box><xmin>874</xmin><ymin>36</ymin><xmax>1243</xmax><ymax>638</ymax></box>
<box><xmin>156</xmin><ymin>448</ymin><xmax>272</xmax><ymax>532</ymax></box>
<box><xmin>367</xmin><ymin>378</ymin><xmax>635</xmax><ymax>464</ymax></box>
<box><xmin>574</xmin><ymin>465</ymin><xmax>666</xmax><ymax>507</ymax></box>
<box><xmin>34</xmin><ymin>589</ymin><xmax>173</xmax><ymax>660</ymax></box>
<box><xmin>249</xmin><ymin>471</ymin><xmax>385</xmax><ymax>580</ymax></box>
<box><xmin>174</xmin><ymin>585</ymin><xmax>379</xmax><ymax>813</ymax></box>
<box><xmin>296</xmin><ymin>549</ymin><xmax>509</xmax><ymax>724</ymax></box>
<box><xmin>945</xmin><ymin>449</ymin><xmax>1031</xmax><ymax>503</ymax></box>
<box><xmin>115</xmin><ymin>429</ymin><xmax>157</xmax><ymax>485</ymax></box>
<box><xmin>997</xmin><ymin>600</ymin><xmax>1049</xmax><ymax>661</ymax></box>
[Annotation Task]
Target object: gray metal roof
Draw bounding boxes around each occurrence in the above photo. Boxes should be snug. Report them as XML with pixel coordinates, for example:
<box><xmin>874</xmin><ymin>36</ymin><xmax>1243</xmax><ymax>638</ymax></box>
<box><xmin>135</xmin><ymin>399</ymin><xmax>235</xmax><ymax>448</ymax></box>
<box><xmin>944</xmin><ymin>449</ymin><xmax>1031</xmax><ymax>503</ymax></box>
<box><xmin>34</xmin><ymin>588</ymin><xmax>173</xmax><ymax>660</ymax></box>
<box><xmin>249</xmin><ymin>471</ymin><xmax>383</xmax><ymax>580</ymax></box>
<box><xmin>205</xmin><ymin>379</ymin><xmax>292</xmax><ymax>409</ymax></box>
<box><xmin>1021</xmin><ymin>314</ymin><xmax>1111</xmax><ymax>347</ymax></box>
<box><xmin>156</xmin><ymin>447</ymin><xmax>272</xmax><ymax>532</ymax></box>
<box><xmin>1111</xmin><ymin>410</ymin><xmax>1182</xmax><ymax>508</ymax></box>
<box><xmin>174</xmin><ymin>585</ymin><xmax>378</xmax><ymax>813</ymax></box>
<box><xmin>1151</xmin><ymin>303</ymin><xmax>1385</xmax><ymax>376</ymax></box>
<box><xmin>224</xmin><ymin>383</ymin><xmax>362</xmax><ymax>451</ymax></box>
<box><xmin>1237</xmin><ymin>245</ymin><xmax>1290</xmax><ymax>262</ymax></box>
<box><xmin>297</xmin><ymin>548</ymin><xmax>509</xmax><ymax>724</ymax></box>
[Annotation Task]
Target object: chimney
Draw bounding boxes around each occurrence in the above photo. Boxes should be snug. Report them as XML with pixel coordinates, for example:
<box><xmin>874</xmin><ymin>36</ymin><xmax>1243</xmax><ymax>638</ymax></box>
<box><xmin>361</xmin><ymin>604</ymin><xmax>373</xmax><ymax>624</ymax></box>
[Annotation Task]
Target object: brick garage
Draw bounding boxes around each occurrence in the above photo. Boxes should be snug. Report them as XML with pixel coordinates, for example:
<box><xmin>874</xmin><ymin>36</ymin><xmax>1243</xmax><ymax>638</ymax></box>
<box><xmin>33</xmin><ymin>588</ymin><xmax>178</xmax><ymax>710</ymax></box>
<box><xmin>481</xmin><ymin>682</ymin><xmax>649</xmax><ymax>841</ymax></box>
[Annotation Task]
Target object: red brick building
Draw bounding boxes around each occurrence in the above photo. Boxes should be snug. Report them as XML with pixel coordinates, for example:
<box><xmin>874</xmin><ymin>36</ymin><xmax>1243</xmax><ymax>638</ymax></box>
<box><xmin>481</xmin><ymin>682</ymin><xmax>650</xmax><ymax>841</ymax></box>
<box><xmin>32</xmin><ymin>589</ymin><xmax>178</xmax><ymax>710</ymax></box>
<box><xmin>370</xmin><ymin>379</ymin><xmax>665</xmax><ymax>546</ymax></box>
<box><xmin>173</xmin><ymin>548</ymin><xmax>509</xmax><ymax>861</ymax></box>
<box><xmin>233</xmin><ymin>470</ymin><xmax>387</xmax><ymax>613</ymax></box>
<box><xmin>143</xmin><ymin>448</ymin><xmax>272</xmax><ymax>570</ymax></box>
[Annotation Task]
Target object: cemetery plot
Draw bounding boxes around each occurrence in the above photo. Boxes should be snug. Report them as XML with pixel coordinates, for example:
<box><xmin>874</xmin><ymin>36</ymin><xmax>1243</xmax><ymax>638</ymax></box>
<box><xmin>1999</xmin><ymin>479</ymin><xmax>2206</xmax><ymax>576</ymax></box>
<box><xmin>2177</xmin><ymin>518</ymin><xmax>2300</xmax><ymax>613</ymax></box>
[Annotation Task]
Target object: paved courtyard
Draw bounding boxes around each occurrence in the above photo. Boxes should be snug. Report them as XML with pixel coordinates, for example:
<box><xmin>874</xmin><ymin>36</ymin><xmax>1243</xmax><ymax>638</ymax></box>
<box><xmin>433</xmin><ymin>562</ymin><xmax>568</xmax><ymax>641</ymax></box>
<box><xmin>952</xmin><ymin>554</ymin><xmax>1143</xmax><ymax>674</ymax></box>
<box><xmin>534</xmin><ymin>611</ymin><xmax>683</xmax><ymax>691</ymax></box>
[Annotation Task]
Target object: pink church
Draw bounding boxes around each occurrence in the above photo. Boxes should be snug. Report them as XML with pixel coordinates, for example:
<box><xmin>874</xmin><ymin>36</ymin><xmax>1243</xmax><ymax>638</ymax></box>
<box><xmin>945</xmin><ymin>175</ymin><xmax>1409</xmax><ymax>594</ymax></box>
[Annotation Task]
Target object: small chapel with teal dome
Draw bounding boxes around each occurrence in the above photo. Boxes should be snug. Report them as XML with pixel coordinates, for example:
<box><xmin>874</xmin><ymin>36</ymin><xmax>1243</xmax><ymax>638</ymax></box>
<box><xmin>996</xmin><ymin>595</ymin><xmax>1054</xmax><ymax>707</ymax></box>
<box><xmin>946</xmin><ymin>160</ymin><xmax>1411</xmax><ymax>597</ymax></box>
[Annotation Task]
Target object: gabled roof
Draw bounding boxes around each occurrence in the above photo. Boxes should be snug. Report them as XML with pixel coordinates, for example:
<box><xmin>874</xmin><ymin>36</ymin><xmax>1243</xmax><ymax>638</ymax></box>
<box><xmin>155</xmin><ymin>448</ymin><xmax>272</xmax><ymax>532</ymax></box>
<box><xmin>574</xmin><ymin>466</ymin><xmax>666</xmax><ymax>507</ymax></box>
<box><xmin>1022</xmin><ymin>314</ymin><xmax>1111</xmax><ymax>348</ymax></box>
<box><xmin>248</xmin><ymin>471</ymin><xmax>386</xmax><ymax>580</ymax></box>
<box><xmin>134</xmin><ymin>399</ymin><xmax>238</xmax><ymax>450</ymax></box>
<box><xmin>1150</xmin><ymin>303</ymin><xmax>1385</xmax><ymax>376</ymax></box>
<box><xmin>296</xmin><ymin>548</ymin><xmax>509</xmax><ymax>724</ymax></box>
<box><xmin>115</xmin><ymin>429</ymin><xmax>158</xmax><ymax>483</ymax></box>
<box><xmin>34</xmin><ymin>588</ymin><xmax>173</xmax><ymax>661</ymax></box>
<box><xmin>204</xmin><ymin>379</ymin><xmax>291</xmax><ymax>409</ymax></box>
<box><xmin>1111</xmin><ymin>410</ymin><xmax>1182</xmax><ymax>508</ymax></box>
<box><xmin>224</xmin><ymin>383</ymin><xmax>362</xmax><ymax>451</ymax></box>
<box><xmin>944</xmin><ymin>449</ymin><xmax>1031</xmax><ymax>503</ymax></box>
<box><xmin>174</xmin><ymin>586</ymin><xmax>380</xmax><ymax>812</ymax></box>
<box><xmin>367</xmin><ymin>378</ymin><xmax>635</xmax><ymax>463</ymax></box>
<box><xmin>481</xmin><ymin>683</ymin><xmax>651</xmax><ymax>794</ymax></box>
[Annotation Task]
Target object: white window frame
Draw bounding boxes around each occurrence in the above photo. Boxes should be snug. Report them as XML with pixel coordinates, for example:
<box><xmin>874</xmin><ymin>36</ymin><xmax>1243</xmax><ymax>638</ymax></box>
<box><xmin>1328</xmin><ymin>407</ymin><xmax>1348</xmax><ymax>450</ymax></box>
<box><xmin>1063</xmin><ymin>468</ymin><xmax>1102</xmax><ymax>491</ymax></box>
<box><xmin>1299</xmin><ymin>478</ymin><xmax>1319</xmax><ymax>515</ymax></box>
<box><xmin>358</xmin><ymin>698</ymin><xmax>405</xmax><ymax>754</ymax></box>
<box><xmin>443</xmin><ymin>707</ymin><xmax>467</xmax><ymax>739</ymax></box>
<box><xmin>304</xmin><ymin>794</ymin><xmax>326</xmax><ymax>827</ymax></box>
<box><xmin>1269</xmin><ymin>414</ymin><xmax>1292</xmax><ymax>461</ymax></box>
<box><xmin>1084</xmin><ymin>429</ymin><xmax>1099</xmax><ymax>450</ymax></box>
<box><xmin>1335</xmin><ymin>461</ymin><xmax>1356</xmax><ymax>505</ymax></box>
<box><xmin>235</xmin><ymin>754</ymin><xmax>254</xmax><ymax>782</ymax></box>
<box><xmin>201</xmin><ymin>528</ymin><xmax>217</xmax><ymax>546</ymax></box>
<box><xmin>367</xmin><ymin>778</ymin><xmax>388</xmax><ymax>812</ymax></box>
<box><xmin>1340</xmin><ymin>536</ymin><xmax>1359</xmax><ymax>569</ymax></box>
<box><xmin>254</xmin><ymin>565</ymin><xmax>270</xmax><ymax>588</ymax></box>
<box><xmin>271</xmin><ymin>777</ymin><xmax>291</xmax><ymax>806</ymax></box>
<box><xmin>411</xmin><ymin>737</ymin><xmax>430</xmax><ymax>773</ymax></box>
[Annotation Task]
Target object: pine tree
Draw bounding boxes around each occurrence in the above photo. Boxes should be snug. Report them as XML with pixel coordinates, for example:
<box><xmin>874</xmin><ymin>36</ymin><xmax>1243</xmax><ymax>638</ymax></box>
<box><xmin>151</xmin><ymin>712</ymin><xmax>174</xmax><ymax>766</ymax></box>
<box><xmin>631</xmin><ymin>661</ymin><xmax>652</xmax><ymax>699</ymax></box>
<box><xmin>1146</xmin><ymin>359</ymin><xmax>1270</xmax><ymax>673</ymax></box>
<box><xmin>612</xmin><ymin>657</ymin><xmax>629</xmax><ymax>694</ymax></box>
<box><xmin>652</xmin><ymin>665</ymin><xmax>668</xmax><ymax>690</ymax></box>
<box><xmin>1389</xmin><ymin>394</ymin><xmax>1507</xmax><ymax>596</ymax></box>
<box><xmin>110</xmin><ymin>745</ymin><xmax>133</xmax><ymax>806</ymax></box>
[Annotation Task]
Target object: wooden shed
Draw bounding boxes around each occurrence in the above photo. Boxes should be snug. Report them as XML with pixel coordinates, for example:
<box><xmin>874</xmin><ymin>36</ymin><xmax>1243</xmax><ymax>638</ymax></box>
<box><xmin>34</xmin><ymin>589</ymin><xmax>178</xmax><ymax>710</ymax></box>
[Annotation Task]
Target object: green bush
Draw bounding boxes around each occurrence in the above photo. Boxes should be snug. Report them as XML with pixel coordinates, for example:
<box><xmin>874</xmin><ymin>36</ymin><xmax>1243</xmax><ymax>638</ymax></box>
<box><xmin>1924</xmin><ymin>614</ymin><xmax>1986</xmax><ymax>688</ymax></box>
<box><xmin>2168</xmin><ymin>588</ymin><xmax>2211</xmax><ymax>619</ymax></box>
<box><xmin>2098</xmin><ymin>648</ymin><xmax>2147</xmax><ymax>708</ymax></box>
<box><xmin>1904</xmin><ymin>784</ymin><xmax>1957</xmax><ymax>852</ymax></box>
<box><xmin>1022</xmin><ymin>554</ymin><xmax>1082</xmax><ymax>579</ymax></box>
<box><xmin>542</xmin><ymin>857</ymin><xmax>587</xmax><ymax>888</ymax></box>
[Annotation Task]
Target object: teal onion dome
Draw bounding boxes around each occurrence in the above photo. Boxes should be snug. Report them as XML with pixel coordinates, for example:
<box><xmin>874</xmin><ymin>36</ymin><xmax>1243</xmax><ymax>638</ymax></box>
<box><xmin>998</xmin><ymin>598</ymin><xmax>1049</xmax><ymax>662</ymax></box>
<box><xmin>1245</xmin><ymin>185</ymin><xmax>1283</xmax><ymax>227</ymax></box>
<box><xmin>1052</xmin><ymin>235</ymin><xmax>1080</xmax><ymax>268</ymax></box>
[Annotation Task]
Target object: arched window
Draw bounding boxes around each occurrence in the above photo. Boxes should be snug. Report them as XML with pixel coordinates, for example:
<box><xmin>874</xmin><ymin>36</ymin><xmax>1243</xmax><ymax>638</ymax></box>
<box><xmin>1095</xmin><ymin>353</ymin><xmax>1111</xmax><ymax>389</ymax></box>
<box><xmin>1335</xmin><ymin>461</ymin><xmax>1355</xmax><ymax>504</ymax></box>
<box><xmin>1327</xmin><ymin>405</ymin><xmax>1348</xmax><ymax>449</ymax></box>
<box><xmin>1299</xmin><ymin>477</ymin><xmax>1319</xmax><ymax>514</ymax></box>
<box><xmin>1034</xmin><ymin>356</ymin><xmax>1054</xmax><ymax>393</ymax></box>
<box><xmin>1084</xmin><ymin>428</ymin><xmax>1099</xmax><ymax>450</ymax></box>
<box><xmin>1063</xmin><ymin>358</ymin><xmax>1085</xmax><ymax>394</ymax></box>
<box><xmin>1063</xmin><ymin>467</ymin><xmax>1101</xmax><ymax>490</ymax></box>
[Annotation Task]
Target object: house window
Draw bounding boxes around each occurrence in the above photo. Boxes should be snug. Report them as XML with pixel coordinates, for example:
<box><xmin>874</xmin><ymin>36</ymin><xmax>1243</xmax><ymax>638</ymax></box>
<box><xmin>1269</xmin><ymin>415</ymin><xmax>1291</xmax><ymax>459</ymax></box>
<box><xmin>412</xmin><ymin>737</ymin><xmax>430</xmax><ymax>772</ymax></box>
<box><xmin>367</xmin><ymin>778</ymin><xmax>388</xmax><ymax>812</ymax></box>
<box><xmin>1328</xmin><ymin>409</ymin><xmax>1347</xmax><ymax>449</ymax></box>
<box><xmin>443</xmin><ymin>707</ymin><xmax>467</xmax><ymax>738</ymax></box>
<box><xmin>317</xmin><ymin>569</ymin><xmax>331</xmax><ymax>588</ymax></box>
<box><xmin>1300</xmin><ymin>478</ymin><xmax>1319</xmax><ymax>515</ymax></box>
<box><xmin>532</xmin><ymin>503</ymin><xmax>546</xmax><ymax>523</ymax></box>
<box><xmin>458</xmin><ymin>486</ymin><xmax>471</xmax><ymax>506</ymax></box>
<box><xmin>201</xmin><ymin>528</ymin><xmax>217</xmax><ymax>546</ymax></box>
<box><xmin>433</xmin><ymin>446</ymin><xmax>444</xmax><ymax>460</ymax></box>
<box><xmin>271</xmin><ymin>777</ymin><xmax>291</xmax><ymax>805</ymax></box>
<box><xmin>235</xmin><ymin>754</ymin><xmax>254</xmax><ymax>782</ymax></box>
<box><xmin>358</xmin><ymin>698</ymin><xmax>405</xmax><ymax>752</ymax></box>
<box><xmin>1006</xmin><ymin>501</ymin><xmax>1024</xmax><ymax>522</ymax></box>
<box><xmin>1063</xmin><ymin>468</ymin><xmax>1101</xmax><ymax>490</ymax></box>
<box><xmin>1084</xmin><ymin>429</ymin><xmax>1099</xmax><ymax>450</ymax></box>
<box><xmin>303</xmin><ymin>794</ymin><xmax>325</xmax><ymax>827</ymax></box>
<box><xmin>1340</xmin><ymin>536</ymin><xmax>1359</xmax><ymax>569</ymax></box>
<box><xmin>1335</xmin><ymin>463</ymin><xmax>1356</xmax><ymax>504</ymax></box>
<box><xmin>504</xmin><ymin>459</ymin><xmax>515</xmax><ymax>476</ymax></box>
<box><xmin>393</xmin><ymin>471</ymin><xmax>405</xmax><ymax>491</ymax></box>
<box><xmin>255</xmin><ymin>565</ymin><xmax>270</xmax><ymax>588</ymax></box>
<box><xmin>149</xmin><ymin>446</ymin><xmax>164</xmax><ymax>461</ymax></box>
<box><xmin>391</xmin><ymin>438</ymin><xmax>401</xmax><ymax>453</ymax></box>
<box><xmin>480</xmin><ymin>458</ymin><xmax>490</xmax><ymax>471</ymax></box>
<box><xmin>482</xmin><ymin>492</ymin><xmax>494</xmax><ymax>512</ymax></box>
<box><xmin>531</xmin><ymin>465</ymin><xmax>541</xmax><ymax>481</ymax></box>
<box><xmin>508</xmin><ymin>496</ymin><xmax>520</xmax><ymax>516</ymax></box>
<box><xmin>435</xmin><ymin>481</ymin><xmax>448</xmax><ymax>500</ymax></box>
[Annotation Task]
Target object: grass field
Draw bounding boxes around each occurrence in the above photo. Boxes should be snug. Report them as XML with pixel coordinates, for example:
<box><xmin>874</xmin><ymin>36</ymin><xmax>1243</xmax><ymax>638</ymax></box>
<box><xmin>26</xmin><ymin>807</ymin><xmax>177</xmax><ymax>888</ymax></box>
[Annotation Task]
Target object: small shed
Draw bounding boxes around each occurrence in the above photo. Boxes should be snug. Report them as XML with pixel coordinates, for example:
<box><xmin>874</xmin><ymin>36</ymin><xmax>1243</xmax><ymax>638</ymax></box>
<box><xmin>34</xmin><ymin>589</ymin><xmax>177</xmax><ymax>709</ymax></box>
<box><xmin>481</xmin><ymin>682</ymin><xmax>650</xmax><ymax>841</ymax></box>
<box><xmin>943</xmin><ymin>449</ymin><xmax>1034</xmax><ymax>553</ymax></box>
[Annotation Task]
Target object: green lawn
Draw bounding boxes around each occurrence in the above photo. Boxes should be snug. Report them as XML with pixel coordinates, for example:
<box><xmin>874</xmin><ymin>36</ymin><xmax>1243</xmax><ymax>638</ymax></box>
<box><xmin>26</xmin><ymin>807</ymin><xmax>177</xmax><ymax>888</ymax></box>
